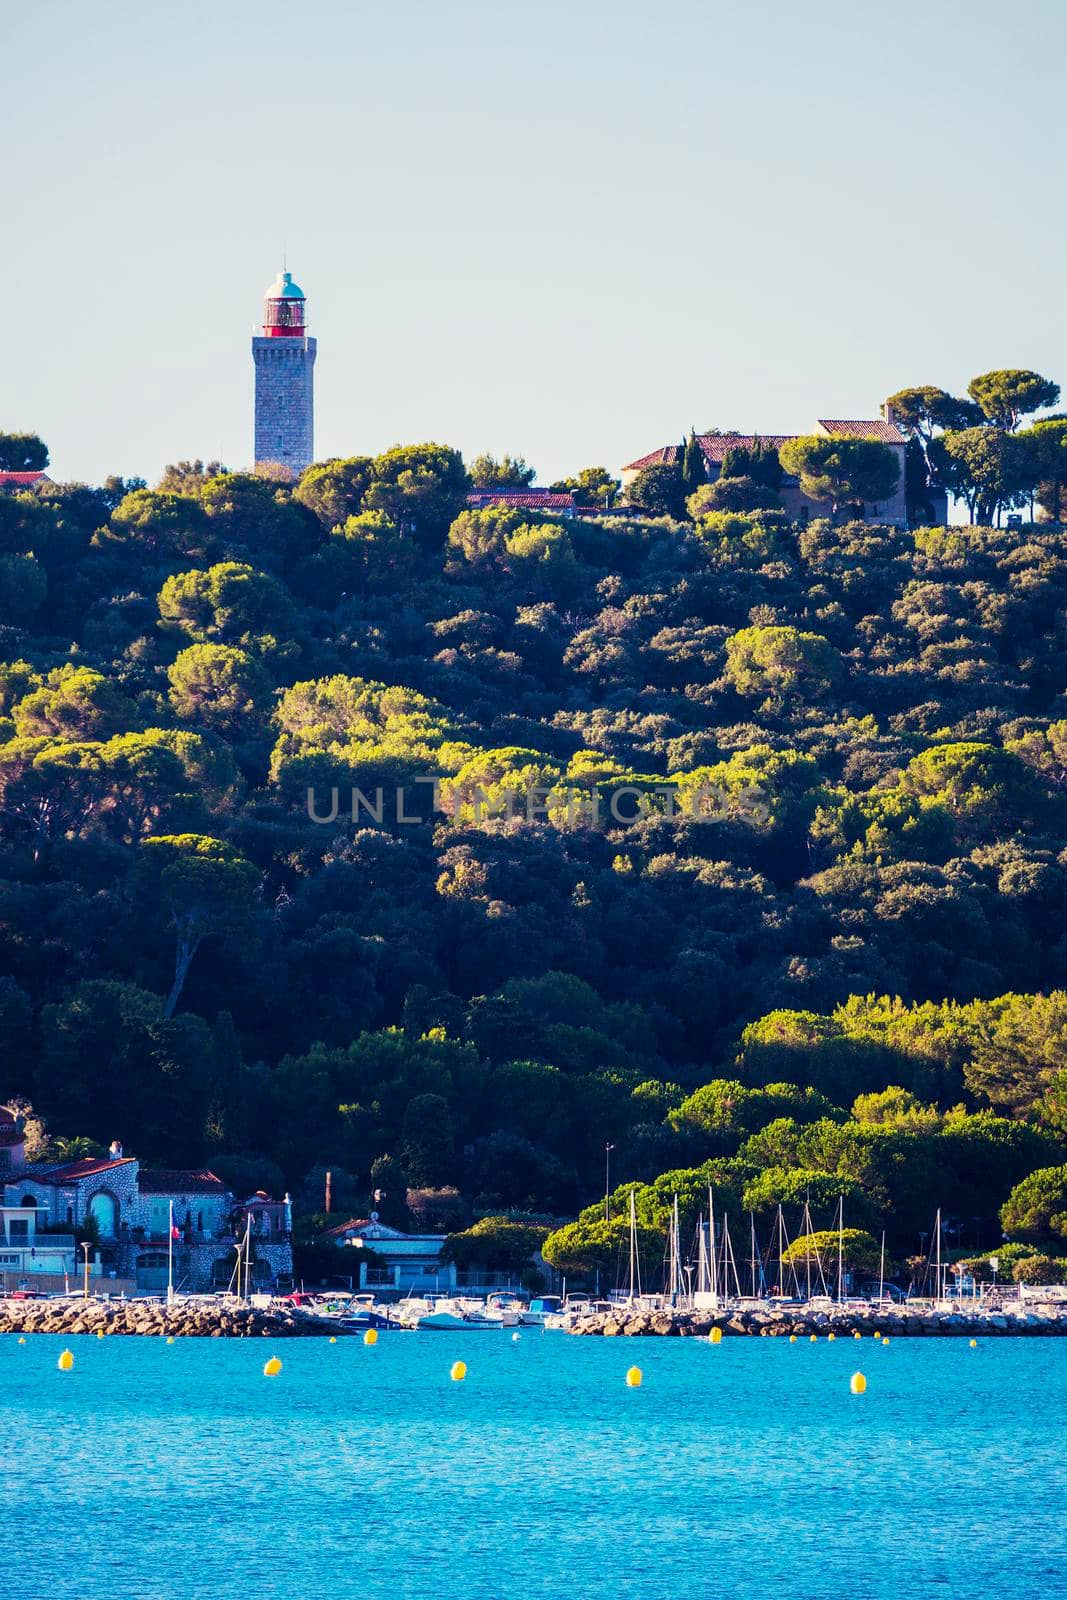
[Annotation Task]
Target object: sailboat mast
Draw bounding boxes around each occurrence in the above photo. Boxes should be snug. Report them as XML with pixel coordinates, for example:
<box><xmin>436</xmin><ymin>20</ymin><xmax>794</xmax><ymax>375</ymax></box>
<box><xmin>709</xmin><ymin>1187</ymin><xmax>719</xmax><ymax>1308</ymax></box>
<box><xmin>837</xmin><ymin>1194</ymin><xmax>844</xmax><ymax>1304</ymax></box>
<box><xmin>749</xmin><ymin>1213</ymin><xmax>758</xmax><ymax>1299</ymax></box>
<box><xmin>670</xmin><ymin>1193</ymin><xmax>680</xmax><ymax>1305</ymax></box>
<box><xmin>722</xmin><ymin>1214</ymin><xmax>742</xmax><ymax>1300</ymax></box>
<box><xmin>628</xmin><ymin>1188</ymin><xmax>642</xmax><ymax>1303</ymax></box>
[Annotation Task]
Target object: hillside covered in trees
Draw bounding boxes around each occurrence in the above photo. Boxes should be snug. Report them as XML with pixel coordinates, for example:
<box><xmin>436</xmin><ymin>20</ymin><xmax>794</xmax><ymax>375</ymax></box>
<box><xmin>4</xmin><ymin>379</ymin><xmax>1067</xmax><ymax>1281</ymax></box>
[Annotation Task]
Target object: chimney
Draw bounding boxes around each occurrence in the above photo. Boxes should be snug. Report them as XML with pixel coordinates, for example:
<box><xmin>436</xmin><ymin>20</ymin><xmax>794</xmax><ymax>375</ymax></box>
<box><xmin>108</xmin><ymin>1139</ymin><xmax>123</xmax><ymax>1160</ymax></box>
<box><xmin>881</xmin><ymin>400</ymin><xmax>897</xmax><ymax>426</ymax></box>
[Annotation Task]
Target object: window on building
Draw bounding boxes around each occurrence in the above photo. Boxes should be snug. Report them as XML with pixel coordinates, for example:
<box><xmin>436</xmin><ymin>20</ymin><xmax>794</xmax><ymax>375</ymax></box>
<box><xmin>9</xmin><ymin>1220</ymin><xmax>29</xmax><ymax>1240</ymax></box>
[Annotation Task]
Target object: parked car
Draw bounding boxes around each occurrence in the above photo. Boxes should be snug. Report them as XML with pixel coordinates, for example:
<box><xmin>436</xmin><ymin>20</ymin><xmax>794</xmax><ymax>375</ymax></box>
<box><xmin>856</xmin><ymin>1281</ymin><xmax>906</xmax><ymax>1302</ymax></box>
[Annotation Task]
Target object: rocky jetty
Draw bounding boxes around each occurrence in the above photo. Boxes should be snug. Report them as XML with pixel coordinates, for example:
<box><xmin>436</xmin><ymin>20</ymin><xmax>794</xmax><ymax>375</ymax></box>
<box><xmin>0</xmin><ymin>1296</ymin><xmax>348</xmax><ymax>1338</ymax></box>
<box><xmin>569</xmin><ymin>1303</ymin><xmax>1067</xmax><ymax>1338</ymax></box>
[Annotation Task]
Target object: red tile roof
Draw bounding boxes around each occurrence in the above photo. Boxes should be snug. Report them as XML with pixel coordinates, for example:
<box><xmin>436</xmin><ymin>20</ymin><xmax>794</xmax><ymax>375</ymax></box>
<box><xmin>621</xmin><ymin>445</ymin><xmax>681</xmax><ymax>471</ymax></box>
<box><xmin>817</xmin><ymin>419</ymin><xmax>906</xmax><ymax>445</ymax></box>
<box><xmin>624</xmin><ymin>419</ymin><xmax>906</xmax><ymax>476</ymax></box>
<box><xmin>695</xmin><ymin>432</ymin><xmax>795</xmax><ymax>463</ymax></box>
<box><xmin>0</xmin><ymin>471</ymin><xmax>48</xmax><ymax>489</ymax></box>
<box><xmin>12</xmin><ymin>1156</ymin><xmax>136</xmax><ymax>1186</ymax></box>
<box><xmin>325</xmin><ymin>1216</ymin><xmax>371</xmax><ymax>1236</ymax></box>
<box><xmin>138</xmin><ymin>1169</ymin><xmax>228</xmax><ymax>1195</ymax></box>
<box><xmin>466</xmin><ymin>489</ymin><xmax>576</xmax><ymax>511</ymax></box>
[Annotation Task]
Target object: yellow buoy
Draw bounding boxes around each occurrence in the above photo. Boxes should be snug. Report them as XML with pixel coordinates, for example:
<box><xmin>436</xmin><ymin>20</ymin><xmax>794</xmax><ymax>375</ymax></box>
<box><xmin>810</xmin><ymin>1334</ymin><xmax>817</xmax><ymax>1343</ymax></box>
<box><xmin>166</xmin><ymin>1336</ymin><xmax>175</xmax><ymax>1345</ymax></box>
<box><xmin>329</xmin><ymin>1336</ymin><xmax>337</xmax><ymax>1344</ymax></box>
<box><xmin>850</xmin><ymin>1371</ymin><xmax>867</xmax><ymax>1395</ymax></box>
<box><xmin>969</xmin><ymin>1338</ymin><xmax>977</xmax><ymax>1348</ymax></box>
<box><xmin>625</xmin><ymin>1366</ymin><xmax>642</xmax><ymax>1388</ymax></box>
<box><xmin>97</xmin><ymin>1330</ymin><xmax>105</xmax><ymax>1339</ymax></box>
<box><xmin>853</xmin><ymin>1331</ymin><xmax>861</xmax><ymax>1340</ymax></box>
<box><xmin>874</xmin><ymin>1331</ymin><xmax>882</xmax><ymax>1340</ymax></box>
<box><xmin>827</xmin><ymin>1332</ymin><xmax>836</xmax><ymax>1342</ymax></box>
<box><xmin>363</xmin><ymin>1328</ymin><xmax>378</xmax><ymax>1347</ymax></box>
<box><xmin>882</xmin><ymin>1337</ymin><xmax>890</xmax><ymax>1347</ymax></box>
<box><xmin>17</xmin><ymin>1337</ymin><xmax>25</xmax><ymax>1346</ymax></box>
<box><xmin>709</xmin><ymin>1326</ymin><xmax>722</xmax><ymax>1345</ymax></box>
<box><xmin>789</xmin><ymin>1334</ymin><xmax>797</xmax><ymax>1343</ymax></box>
<box><xmin>57</xmin><ymin>1349</ymin><xmax>74</xmax><ymax>1371</ymax></box>
<box><xmin>263</xmin><ymin>1356</ymin><xmax>283</xmax><ymax>1377</ymax></box>
<box><xmin>450</xmin><ymin>1360</ymin><xmax>467</xmax><ymax>1382</ymax></box>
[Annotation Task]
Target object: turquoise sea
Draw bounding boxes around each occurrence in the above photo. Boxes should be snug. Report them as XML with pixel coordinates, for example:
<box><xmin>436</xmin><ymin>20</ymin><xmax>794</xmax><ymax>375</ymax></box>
<box><xmin>6</xmin><ymin>1330</ymin><xmax>1066</xmax><ymax>1599</ymax></box>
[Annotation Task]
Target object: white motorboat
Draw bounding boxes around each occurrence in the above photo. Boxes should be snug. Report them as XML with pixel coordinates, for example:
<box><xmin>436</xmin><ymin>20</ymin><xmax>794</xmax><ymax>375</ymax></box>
<box><xmin>416</xmin><ymin>1306</ymin><xmax>501</xmax><ymax>1330</ymax></box>
<box><xmin>484</xmin><ymin>1292</ymin><xmax>527</xmax><ymax>1326</ymax></box>
<box><xmin>518</xmin><ymin>1295</ymin><xmax>563</xmax><ymax>1327</ymax></box>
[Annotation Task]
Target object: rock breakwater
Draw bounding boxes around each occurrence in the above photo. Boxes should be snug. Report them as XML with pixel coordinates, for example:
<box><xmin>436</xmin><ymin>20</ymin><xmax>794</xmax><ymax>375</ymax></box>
<box><xmin>570</xmin><ymin>1304</ymin><xmax>1067</xmax><ymax>1338</ymax></box>
<box><xmin>0</xmin><ymin>1297</ymin><xmax>347</xmax><ymax>1338</ymax></box>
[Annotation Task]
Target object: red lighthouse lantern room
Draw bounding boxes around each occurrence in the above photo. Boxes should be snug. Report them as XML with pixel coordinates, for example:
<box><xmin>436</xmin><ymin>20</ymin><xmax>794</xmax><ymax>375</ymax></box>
<box><xmin>262</xmin><ymin>270</ymin><xmax>307</xmax><ymax>337</ymax></box>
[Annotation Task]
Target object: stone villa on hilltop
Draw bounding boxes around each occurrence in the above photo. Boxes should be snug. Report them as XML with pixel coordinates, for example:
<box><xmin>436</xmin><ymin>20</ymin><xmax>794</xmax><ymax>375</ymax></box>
<box><xmin>0</xmin><ymin>1111</ymin><xmax>292</xmax><ymax>1294</ymax></box>
<box><xmin>622</xmin><ymin>404</ymin><xmax>946</xmax><ymax>528</ymax></box>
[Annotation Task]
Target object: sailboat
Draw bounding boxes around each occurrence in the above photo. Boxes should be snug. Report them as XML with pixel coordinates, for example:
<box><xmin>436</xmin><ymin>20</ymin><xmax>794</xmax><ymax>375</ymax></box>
<box><xmin>692</xmin><ymin>1188</ymin><xmax>722</xmax><ymax>1309</ymax></box>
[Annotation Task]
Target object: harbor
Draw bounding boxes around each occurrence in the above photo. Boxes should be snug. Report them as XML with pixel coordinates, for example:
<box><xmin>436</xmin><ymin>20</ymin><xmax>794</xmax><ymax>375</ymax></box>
<box><xmin>4</xmin><ymin>1282</ymin><xmax>1067</xmax><ymax>1340</ymax></box>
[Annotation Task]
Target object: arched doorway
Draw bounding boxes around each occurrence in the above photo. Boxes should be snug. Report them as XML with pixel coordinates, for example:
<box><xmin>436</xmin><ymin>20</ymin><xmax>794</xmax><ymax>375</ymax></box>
<box><xmin>89</xmin><ymin>1191</ymin><xmax>118</xmax><ymax>1240</ymax></box>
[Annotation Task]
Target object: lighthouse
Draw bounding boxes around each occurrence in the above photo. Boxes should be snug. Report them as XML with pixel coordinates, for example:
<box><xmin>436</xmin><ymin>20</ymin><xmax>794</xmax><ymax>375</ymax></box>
<box><xmin>252</xmin><ymin>269</ymin><xmax>316</xmax><ymax>477</ymax></box>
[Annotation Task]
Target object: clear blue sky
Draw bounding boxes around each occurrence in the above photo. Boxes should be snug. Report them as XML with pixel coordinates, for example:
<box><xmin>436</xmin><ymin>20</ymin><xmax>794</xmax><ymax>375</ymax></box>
<box><xmin>4</xmin><ymin>0</ymin><xmax>1065</xmax><ymax>488</ymax></box>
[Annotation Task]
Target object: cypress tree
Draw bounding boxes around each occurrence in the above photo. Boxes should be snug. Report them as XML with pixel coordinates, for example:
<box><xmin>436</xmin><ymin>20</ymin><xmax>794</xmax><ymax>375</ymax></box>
<box><xmin>682</xmin><ymin>430</ymin><xmax>706</xmax><ymax>495</ymax></box>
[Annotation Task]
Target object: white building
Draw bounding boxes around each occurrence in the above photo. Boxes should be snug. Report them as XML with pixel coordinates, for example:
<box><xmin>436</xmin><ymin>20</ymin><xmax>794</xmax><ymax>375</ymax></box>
<box><xmin>0</xmin><ymin>1202</ymin><xmax>76</xmax><ymax>1288</ymax></box>
<box><xmin>327</xmin><ymin>1217</ymin><xmax>453</xmax><ymax>1294</ymax></box>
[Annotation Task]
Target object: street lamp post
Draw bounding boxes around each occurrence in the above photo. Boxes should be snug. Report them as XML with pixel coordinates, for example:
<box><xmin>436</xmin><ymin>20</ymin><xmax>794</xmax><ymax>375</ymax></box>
<box><xmin>80</xmin><ymin>1241</ymin><xmax>91</xmax><ymax>1301</ymax></box>
<box><xmin>604</xmin><ymin>1143</ymin><xmax>616</xmax><ymax>1223</ymax></box>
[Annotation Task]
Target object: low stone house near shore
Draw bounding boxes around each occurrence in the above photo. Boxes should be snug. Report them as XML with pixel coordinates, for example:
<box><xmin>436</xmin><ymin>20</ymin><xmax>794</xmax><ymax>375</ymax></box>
<box><xmin>0</xmin><ymin>1131</ymin><xmax>293</xmax><ymax>1294</ymax></box>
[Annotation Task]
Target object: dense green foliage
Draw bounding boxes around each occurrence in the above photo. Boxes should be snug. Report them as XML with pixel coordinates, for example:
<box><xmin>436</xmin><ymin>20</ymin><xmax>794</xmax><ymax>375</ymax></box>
<box><xmin>2</xmin><ymin>419</ymin><xmax>1067</xmax><ymax>1280</ymax></box>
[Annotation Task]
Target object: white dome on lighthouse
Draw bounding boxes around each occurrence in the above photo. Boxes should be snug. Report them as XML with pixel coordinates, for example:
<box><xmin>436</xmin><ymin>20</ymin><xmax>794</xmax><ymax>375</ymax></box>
<box><xmin>264</xmin><ymin>269</ymin><xmax>305</xmax><ymax>300</ymax></box>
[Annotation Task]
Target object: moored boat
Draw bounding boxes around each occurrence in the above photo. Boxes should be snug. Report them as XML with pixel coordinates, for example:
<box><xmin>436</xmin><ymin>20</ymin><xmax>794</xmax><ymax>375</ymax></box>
<box><xmin>416</xmin><ymin>1302</ymin><xmax>502</xmax><ymax>1330</ymax></box>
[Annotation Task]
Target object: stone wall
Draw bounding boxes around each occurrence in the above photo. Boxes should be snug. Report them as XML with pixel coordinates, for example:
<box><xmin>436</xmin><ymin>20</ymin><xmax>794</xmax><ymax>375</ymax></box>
<box><xmin>10</xmin><ymin>1161</ymin><xmax>140</xmax><ymax>1235</ymax></box>
<box><xmin>252</xmin><ymin>336</ymin><xmax>316</xmax><ymax>475</ymax></box>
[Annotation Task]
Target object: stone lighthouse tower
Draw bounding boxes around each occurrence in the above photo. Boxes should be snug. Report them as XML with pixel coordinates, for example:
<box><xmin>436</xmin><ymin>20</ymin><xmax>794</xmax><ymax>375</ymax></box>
<box><xmin>252</xmin><ymin>268</ymin><xmax>316</xmax><ymax>476</ymax></box>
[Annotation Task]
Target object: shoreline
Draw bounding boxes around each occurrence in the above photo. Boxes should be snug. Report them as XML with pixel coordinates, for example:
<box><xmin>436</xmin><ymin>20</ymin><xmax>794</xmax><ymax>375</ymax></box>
<box><xmin>5</xmin><ymin>1296</ymin><xmax>1067</xmax><ymax>1340</ymax></box>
